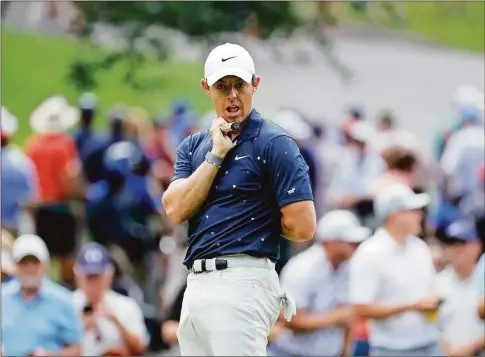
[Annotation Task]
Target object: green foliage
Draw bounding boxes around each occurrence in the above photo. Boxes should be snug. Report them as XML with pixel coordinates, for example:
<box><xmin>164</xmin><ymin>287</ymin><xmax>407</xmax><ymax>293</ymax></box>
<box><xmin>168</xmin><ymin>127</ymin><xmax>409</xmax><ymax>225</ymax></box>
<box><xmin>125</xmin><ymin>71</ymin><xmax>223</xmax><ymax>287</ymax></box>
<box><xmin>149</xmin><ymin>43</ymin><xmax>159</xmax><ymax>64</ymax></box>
<box><xmin>70</xmin><ymin>2</ymin><xmax>301</xmax><ymax>91</ymax></box>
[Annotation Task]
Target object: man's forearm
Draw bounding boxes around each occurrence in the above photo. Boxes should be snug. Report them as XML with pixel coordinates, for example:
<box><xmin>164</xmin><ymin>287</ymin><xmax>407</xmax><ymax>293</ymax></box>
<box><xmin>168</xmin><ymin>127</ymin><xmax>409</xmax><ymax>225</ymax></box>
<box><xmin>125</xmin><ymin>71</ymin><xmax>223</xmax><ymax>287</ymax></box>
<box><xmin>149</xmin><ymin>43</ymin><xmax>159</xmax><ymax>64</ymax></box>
<box><xmin>116</xmin><ymin>320</ymin><xmax>145</xmax><ymax>356</ymax></box>
<box><xmin>285</xmin><ymin>310</ymin><xmax>344</xmax><ymax>332</ymax></box>
<box><xmin>162</xmin><ymin>160</ymin><xmax>220</xmax><ymax>224</ymax></box>
<box><xmin>58</xmin><ymin>344</ymin><xmax>81</xmax><ymax>356</ymax></box>
<box><xmin>354</xmin><ymin>303</ymin><xmax>415</xmax><ymax>320</ymax></box>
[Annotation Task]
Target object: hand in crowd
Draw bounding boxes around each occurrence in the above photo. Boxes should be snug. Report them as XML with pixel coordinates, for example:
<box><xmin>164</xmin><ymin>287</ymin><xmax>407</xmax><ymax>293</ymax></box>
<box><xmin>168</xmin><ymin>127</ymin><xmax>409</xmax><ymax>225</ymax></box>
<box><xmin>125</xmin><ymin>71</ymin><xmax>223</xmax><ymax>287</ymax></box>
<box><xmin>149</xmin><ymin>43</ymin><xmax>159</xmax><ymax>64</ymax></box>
<box><xmin>330</xmin><ymin>306</ymin><xmax>356</xmax><ymax>328</ymax></box>
<box><xmin>413</xmin><ymin>296</ymin><xmax>441</xmax><ymax>312</ymax></box>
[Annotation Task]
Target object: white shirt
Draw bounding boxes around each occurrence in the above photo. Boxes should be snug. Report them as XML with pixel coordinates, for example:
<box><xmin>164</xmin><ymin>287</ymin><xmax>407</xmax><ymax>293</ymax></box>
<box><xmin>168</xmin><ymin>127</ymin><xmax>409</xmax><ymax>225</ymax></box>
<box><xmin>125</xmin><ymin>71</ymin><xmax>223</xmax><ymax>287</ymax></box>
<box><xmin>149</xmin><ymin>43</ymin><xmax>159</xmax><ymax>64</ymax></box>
<box><xmin>436</xmin><ymin>266</ymin><xmax>484</xmax><ymax>346</ymax></box>
<box><xmin>441</xmin><ymin>125</ymin><xmax>485</xmax><ymax>196</ymax></box>
<box><xmin>327</xmin><ymin>146</ymin><xmax>385</xmax><ymax>203</ymax></box>
<box><xmin>72</xmin><ymin>290</ymin><xmax>148</xmax><ymax>356</ymax></box>
<box><xmin>349</xmin><ymin>229</ymin><xmax>439</xmax><ymax>350</ymax></box>
<box><xmin>274</xmin><ymin>245</ymin><xmax>349</xmax><ymax>356</ymax></box>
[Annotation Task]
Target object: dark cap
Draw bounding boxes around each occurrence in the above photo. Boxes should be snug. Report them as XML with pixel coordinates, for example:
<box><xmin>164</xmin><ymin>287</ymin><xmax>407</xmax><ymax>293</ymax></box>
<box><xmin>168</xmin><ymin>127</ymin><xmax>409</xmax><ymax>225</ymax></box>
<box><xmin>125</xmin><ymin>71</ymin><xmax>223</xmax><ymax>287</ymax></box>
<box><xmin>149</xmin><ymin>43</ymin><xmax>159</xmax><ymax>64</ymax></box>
<box><xmin>446</xmin><ymin>220</ymin><xmax>479</xmax><ymax>243</ymax></box>
<box><xmin>76</xmin><ymin>243</ymin><xmax>112</xmax><ymax>274</ymax></box>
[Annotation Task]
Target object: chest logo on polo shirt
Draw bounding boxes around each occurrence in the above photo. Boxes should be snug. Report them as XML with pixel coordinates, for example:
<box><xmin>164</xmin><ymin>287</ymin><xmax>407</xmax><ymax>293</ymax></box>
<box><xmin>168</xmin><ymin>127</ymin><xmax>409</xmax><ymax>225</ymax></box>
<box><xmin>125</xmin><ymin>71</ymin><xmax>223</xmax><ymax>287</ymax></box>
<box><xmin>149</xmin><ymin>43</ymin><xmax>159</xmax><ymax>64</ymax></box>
<box><xmin>234</xmin><ymin>154</ymin><xmax>250</xmax><ymax>161</ymax></box>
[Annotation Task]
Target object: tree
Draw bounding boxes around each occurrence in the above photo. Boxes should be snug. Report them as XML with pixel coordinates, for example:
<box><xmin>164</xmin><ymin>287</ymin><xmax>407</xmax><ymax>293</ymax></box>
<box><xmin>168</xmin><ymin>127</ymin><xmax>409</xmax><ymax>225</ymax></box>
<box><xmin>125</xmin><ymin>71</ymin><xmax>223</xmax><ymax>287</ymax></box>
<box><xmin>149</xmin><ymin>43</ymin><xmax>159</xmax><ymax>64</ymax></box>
<box><xmin>68</xmin><ymin>1</ymin><xmax>301</xmax><ymax>91</ymax></box>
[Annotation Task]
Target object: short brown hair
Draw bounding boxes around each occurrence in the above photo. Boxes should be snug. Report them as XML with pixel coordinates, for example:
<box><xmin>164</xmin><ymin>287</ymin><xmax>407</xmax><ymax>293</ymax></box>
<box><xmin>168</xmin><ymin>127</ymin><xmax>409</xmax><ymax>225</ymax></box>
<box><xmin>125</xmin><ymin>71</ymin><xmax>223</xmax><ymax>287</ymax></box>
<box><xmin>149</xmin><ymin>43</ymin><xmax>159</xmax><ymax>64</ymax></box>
<box><xmin>381</xmin><ymin>147</ymin><xmax>417</xmax><ymax>172</ymax></box>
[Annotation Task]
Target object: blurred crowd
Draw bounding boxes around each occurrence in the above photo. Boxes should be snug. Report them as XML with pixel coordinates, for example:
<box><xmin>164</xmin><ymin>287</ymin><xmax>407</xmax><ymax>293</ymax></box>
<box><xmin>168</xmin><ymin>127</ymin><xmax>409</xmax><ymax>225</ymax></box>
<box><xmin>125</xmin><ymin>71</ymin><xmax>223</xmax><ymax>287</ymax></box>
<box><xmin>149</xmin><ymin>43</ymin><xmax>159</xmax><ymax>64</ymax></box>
<box><xmin>1</xmin><ymin>83</ymin><xmax>484</xmax><ymax>356</ymax></box>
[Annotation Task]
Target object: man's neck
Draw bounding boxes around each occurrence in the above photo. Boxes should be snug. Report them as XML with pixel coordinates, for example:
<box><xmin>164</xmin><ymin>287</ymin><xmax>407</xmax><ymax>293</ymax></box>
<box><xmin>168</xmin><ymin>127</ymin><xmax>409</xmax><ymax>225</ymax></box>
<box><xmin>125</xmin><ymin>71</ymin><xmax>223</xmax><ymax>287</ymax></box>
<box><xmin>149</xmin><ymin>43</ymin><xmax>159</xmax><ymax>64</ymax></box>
<box><xmin>324</xmin><ymin>246</ymin><xmax>344</xmax><ymax>270</ymax></box>
<box><xmin>20</xmin><ymin>287</ymin><xmax>41</xmax><ymax>301</ymax></box>
<box><xmin>454</xmin><ymin>264</ymin><xmax>475</xmax><ymax>280</ymax></box>
<box><xmin>383</xmin><ymin>224</ymin><xmax>409</xmax><ymax>245</ymax></box>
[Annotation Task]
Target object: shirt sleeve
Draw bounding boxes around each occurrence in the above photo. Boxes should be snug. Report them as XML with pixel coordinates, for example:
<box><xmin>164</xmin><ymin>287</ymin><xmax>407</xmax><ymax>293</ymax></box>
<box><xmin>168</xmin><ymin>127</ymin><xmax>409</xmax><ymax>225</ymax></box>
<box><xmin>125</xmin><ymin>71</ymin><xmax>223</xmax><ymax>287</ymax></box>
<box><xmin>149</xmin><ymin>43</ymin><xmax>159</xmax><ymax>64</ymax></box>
<box><xmin>124</xmin><ymin>300</ymin><xmax>149</xmax><ymax>345</ymax></box>
<box><xmin>60</xmin><ymin>300</ymin><xmax>83</xmax><ymax>345</ymax></box>
<box><xmin>172</xmin><ymin>135</ymin><xmax>193</xmax><ymax>182</ymax></box>
<box><xmin>349</xmin><ymin>245</ymin><xmax>380</xmax><ymax>304</ymax></box>
<box><xmin>262</xmin><ymin>135</ymin><xmax>313</xmax><ymax>208</ymax></box>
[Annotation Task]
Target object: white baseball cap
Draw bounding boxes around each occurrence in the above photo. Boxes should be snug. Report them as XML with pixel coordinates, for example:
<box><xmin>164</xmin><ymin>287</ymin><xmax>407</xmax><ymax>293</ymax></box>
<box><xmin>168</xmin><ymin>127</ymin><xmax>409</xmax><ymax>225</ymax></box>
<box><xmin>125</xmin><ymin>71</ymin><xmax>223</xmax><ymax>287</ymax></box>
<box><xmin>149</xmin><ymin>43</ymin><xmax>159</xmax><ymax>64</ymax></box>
<box><xmin>374</xmin><ymin>183</ymin><xmax>430</xmax><ymax>220</ymax></box>
<box><xmin>316</xmin><ymin>210</ymin><xmax>371</xmax><ymax>243</ymax></box>
<box><xmin>12</xmin><ymin>234</ymin><xmax>50</xmax><ymax>263</ymax></box>
<box><xmin>204</xmin><ymin>43</ymin><xmax>255</xmax><ymax>86</ymax></box>
<box><xmin>348</xmin><ymin>121</ymin><xmax>376</xmax><ymax>143</ymax></box>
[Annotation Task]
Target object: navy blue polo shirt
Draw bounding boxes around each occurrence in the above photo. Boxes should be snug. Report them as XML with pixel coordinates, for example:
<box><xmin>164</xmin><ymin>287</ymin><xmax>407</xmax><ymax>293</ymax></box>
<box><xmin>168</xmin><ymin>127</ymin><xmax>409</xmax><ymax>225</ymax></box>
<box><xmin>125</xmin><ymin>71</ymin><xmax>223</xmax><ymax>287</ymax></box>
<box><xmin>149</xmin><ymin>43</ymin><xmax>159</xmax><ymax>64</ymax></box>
<box><xmin>172</xmin><ymin>109</ymin><xmax>313</xmax><ymax>266</ymax></box>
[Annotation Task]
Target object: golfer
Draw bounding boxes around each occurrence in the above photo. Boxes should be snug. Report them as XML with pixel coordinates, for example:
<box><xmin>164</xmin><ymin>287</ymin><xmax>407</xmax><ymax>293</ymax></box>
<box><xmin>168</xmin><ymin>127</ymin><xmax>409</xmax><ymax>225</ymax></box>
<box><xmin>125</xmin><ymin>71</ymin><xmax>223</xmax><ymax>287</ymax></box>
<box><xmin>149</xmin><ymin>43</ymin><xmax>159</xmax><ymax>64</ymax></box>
<box><xmin>162</xmin><ymin>43</ymin><xmax>316</xmax><ymax>356</ymax></box>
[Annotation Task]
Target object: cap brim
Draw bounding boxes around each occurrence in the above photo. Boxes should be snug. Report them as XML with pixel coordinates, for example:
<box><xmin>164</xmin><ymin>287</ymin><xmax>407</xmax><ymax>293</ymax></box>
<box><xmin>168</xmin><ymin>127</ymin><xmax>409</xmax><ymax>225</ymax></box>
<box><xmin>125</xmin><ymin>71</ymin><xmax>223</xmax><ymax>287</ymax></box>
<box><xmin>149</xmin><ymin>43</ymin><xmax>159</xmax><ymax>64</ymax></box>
<box><xmin>14</xmin><ymin>251</ymin><xmax>48</xmax><ymax>263</ymax></box>
<box><xmin>206</xmin><ymin>67</ymin><xmax>253</xmax><ymax>86</ymax></box>
<box><xmin>404</xmin><ymin>193</ymin><xmax>430</xmax><ymax>210</ymax></box>
<box><xmin>344</xmin><ymin>227</ymin><xmax>371</xmax><ymax>243</ymax></box>
<box><xmin>78</xmin><ymin>264</ymin><xmax>111</xmax><ymax>275</ymax></box>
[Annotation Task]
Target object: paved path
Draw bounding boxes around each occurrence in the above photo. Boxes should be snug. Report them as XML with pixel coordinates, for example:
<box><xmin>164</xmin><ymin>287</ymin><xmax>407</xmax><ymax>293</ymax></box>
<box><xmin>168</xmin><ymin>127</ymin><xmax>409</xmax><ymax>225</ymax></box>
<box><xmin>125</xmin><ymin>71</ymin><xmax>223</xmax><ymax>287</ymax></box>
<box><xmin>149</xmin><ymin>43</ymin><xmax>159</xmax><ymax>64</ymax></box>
<box><xmin>249</xmin><ymin>29</ymin><xmax>484</xmax><ymax>145</ymax></box>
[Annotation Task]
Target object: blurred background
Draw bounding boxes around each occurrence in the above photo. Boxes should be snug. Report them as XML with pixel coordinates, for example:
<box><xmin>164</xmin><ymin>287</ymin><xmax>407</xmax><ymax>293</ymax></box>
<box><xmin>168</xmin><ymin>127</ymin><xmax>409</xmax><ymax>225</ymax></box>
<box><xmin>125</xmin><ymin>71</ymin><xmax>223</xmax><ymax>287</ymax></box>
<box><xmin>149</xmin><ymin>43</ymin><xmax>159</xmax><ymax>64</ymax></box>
<box><xmin>1</xmin><ymin>1</ymin><xmax>484</xmax><ymax>356</ymax></box>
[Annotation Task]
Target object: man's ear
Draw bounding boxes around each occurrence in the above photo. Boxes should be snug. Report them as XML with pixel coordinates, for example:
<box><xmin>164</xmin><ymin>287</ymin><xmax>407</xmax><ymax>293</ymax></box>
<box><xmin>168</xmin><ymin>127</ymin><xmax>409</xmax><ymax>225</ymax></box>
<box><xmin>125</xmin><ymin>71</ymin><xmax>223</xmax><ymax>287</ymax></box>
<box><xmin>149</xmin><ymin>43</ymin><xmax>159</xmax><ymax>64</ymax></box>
<box><xmin>252</xmin><ymin>75</ymin><xmax>261</xmax><ymax>92</ymax></box>
<box><xmin>201</xmin><ymin>79</ymin><xmax>210</xmax><ymax>96</ymax></box>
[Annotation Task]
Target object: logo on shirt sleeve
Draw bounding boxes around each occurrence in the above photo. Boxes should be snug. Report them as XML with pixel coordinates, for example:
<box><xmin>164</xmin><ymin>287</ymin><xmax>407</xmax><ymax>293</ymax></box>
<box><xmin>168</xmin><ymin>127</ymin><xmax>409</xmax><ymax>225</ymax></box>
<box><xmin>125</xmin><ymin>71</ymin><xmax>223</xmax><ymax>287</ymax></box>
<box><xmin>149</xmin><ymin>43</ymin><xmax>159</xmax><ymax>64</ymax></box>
<box><xmin>287</xmin><ymin>187</ymin><xmax>296</xmax><ymax>194</ymax></box>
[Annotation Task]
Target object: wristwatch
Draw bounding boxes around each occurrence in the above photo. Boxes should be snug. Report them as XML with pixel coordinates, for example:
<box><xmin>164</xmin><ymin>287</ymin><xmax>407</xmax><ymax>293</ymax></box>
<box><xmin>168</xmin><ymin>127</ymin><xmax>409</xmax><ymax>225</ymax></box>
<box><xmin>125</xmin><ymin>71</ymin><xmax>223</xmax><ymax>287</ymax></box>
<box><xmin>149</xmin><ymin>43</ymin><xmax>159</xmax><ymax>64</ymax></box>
<box><xmin>205</xmin><ymin>151</ymin><xmax>224</xmax><ymax>168</ymax></box>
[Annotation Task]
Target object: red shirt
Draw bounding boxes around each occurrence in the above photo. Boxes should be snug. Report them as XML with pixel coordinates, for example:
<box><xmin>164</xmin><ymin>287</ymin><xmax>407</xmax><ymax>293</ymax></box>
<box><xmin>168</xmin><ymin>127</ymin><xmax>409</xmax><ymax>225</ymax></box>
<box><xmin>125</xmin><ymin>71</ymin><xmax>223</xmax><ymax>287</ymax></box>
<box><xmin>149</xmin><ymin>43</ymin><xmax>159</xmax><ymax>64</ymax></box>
<box><xmin>25</xmin><ymin>133</ymin><xmax>79</xmax><ymax>203</ymax></box>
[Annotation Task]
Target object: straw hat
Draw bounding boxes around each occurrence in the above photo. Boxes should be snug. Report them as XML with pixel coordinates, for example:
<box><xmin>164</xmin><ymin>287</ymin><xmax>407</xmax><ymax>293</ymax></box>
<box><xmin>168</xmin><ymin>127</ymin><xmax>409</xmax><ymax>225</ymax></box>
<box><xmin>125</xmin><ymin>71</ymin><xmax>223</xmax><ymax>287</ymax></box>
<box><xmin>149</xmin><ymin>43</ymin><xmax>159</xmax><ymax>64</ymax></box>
<box><xmin>29</xmin><ymin>95</ymin><xmax>79</xmax><ymax>134</ymax></box>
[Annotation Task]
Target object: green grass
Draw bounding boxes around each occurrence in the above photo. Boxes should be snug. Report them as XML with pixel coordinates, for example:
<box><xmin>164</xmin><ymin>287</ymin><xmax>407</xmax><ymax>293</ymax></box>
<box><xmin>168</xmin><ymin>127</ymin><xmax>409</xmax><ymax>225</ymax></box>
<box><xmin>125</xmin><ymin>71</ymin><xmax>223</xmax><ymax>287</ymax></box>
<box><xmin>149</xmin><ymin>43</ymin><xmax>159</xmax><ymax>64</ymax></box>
<box><xmin>1</xmin><ymin>27</ymin><xmax>212</xmax><ymax>146</ymax></box>
<box><xmin>345</xmin><ymin>2</ymin><xmax>485</xmax><ymax>52</ymax></box>
<box><xmin>293</xmin><ymin>1</ymin><xmax>484</xmax><ymax>52</ymax></box>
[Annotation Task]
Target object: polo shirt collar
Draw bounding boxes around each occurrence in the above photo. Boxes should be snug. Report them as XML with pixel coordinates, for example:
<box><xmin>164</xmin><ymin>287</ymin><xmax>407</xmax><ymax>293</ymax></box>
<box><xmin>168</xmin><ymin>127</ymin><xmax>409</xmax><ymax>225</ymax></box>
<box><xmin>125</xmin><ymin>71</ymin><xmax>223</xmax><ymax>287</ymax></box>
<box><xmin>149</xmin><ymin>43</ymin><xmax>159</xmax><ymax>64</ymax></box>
<box><xmin>238</xmin><ymin>109</ymin><xmax>263</xmax><ymax>142</ymax></box>
<box><xmin>12</xmin><ymin>278</ymin><xmax>49</xmax><ymax>301</ymax></box>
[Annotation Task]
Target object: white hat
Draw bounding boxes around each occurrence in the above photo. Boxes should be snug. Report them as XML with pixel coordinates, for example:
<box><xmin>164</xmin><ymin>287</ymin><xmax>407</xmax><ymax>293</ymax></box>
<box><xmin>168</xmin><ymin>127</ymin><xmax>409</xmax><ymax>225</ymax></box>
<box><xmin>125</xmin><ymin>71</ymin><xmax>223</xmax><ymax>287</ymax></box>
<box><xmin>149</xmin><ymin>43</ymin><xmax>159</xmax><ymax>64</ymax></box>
<box><xmin>1</xmin><ymin>107</ymin><xmax>19</xmax><ymax>137</ymax></box>
<box><xmin>204</xmin><ymin>43</ymin><xmax>255</xmax><ymax>86</ymax></box>
<box><xmin>374</xmin><ymin>183</ymin><xmax>430</xmax><ymax>220</ymax></box>
<box><xmin>30</xmin><ymin>95</ymin><xmax>79</xmax><ymax>134</ymax></box>
<box><xmin>316</xmin><ymin>210</ymin><xmax>371</xmax><ymax>243</ymax></box>
<box><xmin>348</xmin><ymin>121</ymin><xmax>375</xmax><ymax>143</ymax></box>
<box><xmin>271</xmin><ymin>109</ymin><xmax>313</xmax><ymax>141</ymax></box>
<box><xmin>12</xmin><ymin>234</ymin><xmax>50</xmax><ymax>263</ymax></box>
<box><xmin>454</xmin><ymin>85</ymin><xmax>484</xmax><ymax>110</ymax></box>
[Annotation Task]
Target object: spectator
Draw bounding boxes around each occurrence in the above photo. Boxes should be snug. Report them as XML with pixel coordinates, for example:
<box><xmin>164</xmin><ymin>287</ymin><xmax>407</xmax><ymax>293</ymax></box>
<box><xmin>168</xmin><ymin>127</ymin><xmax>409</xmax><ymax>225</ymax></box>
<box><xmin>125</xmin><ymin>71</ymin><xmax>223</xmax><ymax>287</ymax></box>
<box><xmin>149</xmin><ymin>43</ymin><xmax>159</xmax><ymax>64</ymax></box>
<box><xmin>1</xmin><ymin>107</ymin><xmax>39</xmax><ymax>237</ymax></box>
<box><xmin>327</xmin><ymin>121</ymin><xmax>384</xmax><ymax>224</ymax></box>
<box><xmin>474</xmin><ymin>253</ymin><xmax>485</xmax><ymax>321</ymax></box>
<box><xmin>1</xmin><ymin>229</ymin><xmax>16</xmax><ymax>283</ymax></box>
<box><xmin>440</xmin><ymin>105</ymin><xmax>484</xmax><ymax>201</ymax></box>
<box><xmin>268</xmin><ymin>210</ymin><xmax>370</xmax><ymax>356</ymax></box>
<box><xmin>1</xmin><ymin>234</ymin><xmax>83</xmax><ymax>356</ymax></box>
<box><xmin>25</xmin><ymin>96</ymin><xmax>82</xmax><ymax>287</ymax></box>
<box><xmin>460</xmin><ymin>164</ymin><xmax>485</xmax><ymax>251</ymax></box>
<box><xmin>349</xmin><ymin>184</ymin><xmax>443</xmax><ymax>356</ymax></box>
<box><xmin>86</xmin><ymin>141</ymin><xmax>160</xmax><ymax>283</ymax></box>
<box><xmin>73</xmin><ymin>243</ymin><xmax>148</xmax><ymax>356</ymax></box>
<box><xmin>437</xmin><ymin>220</ymin><xmax>484</xmax><ymax>356</ymax></box>
<box><xmin>159</xmin><ymin>283</ymin><xmax>187</xmax><ymax>355</ymax></box>
<box><xmin>145</xmin><ymin>118</ymin><xmax>176</xmax><ymax>191</ymax></box>
<box><xmin>374</xmin><ymin>147</ymin><xmax>418</xmax><ymax>191</ymax></box>
<box><xmin>73</xmin><ymin>92</ymin><xmax>107</xmax><ymax>184</ymax></box>
<box><xmin>167</xmin><ymin>98</ymin><xmax>197</xmax><ymax>150</ymax></box>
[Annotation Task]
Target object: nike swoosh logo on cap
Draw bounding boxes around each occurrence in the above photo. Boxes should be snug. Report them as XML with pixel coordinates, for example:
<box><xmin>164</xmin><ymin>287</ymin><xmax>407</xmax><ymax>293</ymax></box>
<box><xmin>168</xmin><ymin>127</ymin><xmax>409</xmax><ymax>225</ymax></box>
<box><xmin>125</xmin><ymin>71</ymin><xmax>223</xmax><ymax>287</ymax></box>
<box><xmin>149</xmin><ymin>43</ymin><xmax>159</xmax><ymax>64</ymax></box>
<box><xmin>221</xmin><ymin>56</ymin><xmax>237</xmax><ymax>62</ymax></box>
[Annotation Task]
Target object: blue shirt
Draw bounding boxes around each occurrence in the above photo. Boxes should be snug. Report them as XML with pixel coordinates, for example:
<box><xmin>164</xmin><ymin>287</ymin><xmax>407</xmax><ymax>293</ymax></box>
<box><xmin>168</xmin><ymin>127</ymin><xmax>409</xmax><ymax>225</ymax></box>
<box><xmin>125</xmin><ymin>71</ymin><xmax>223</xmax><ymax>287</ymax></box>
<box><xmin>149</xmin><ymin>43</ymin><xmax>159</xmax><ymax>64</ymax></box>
<box><xmin>172</xmin><ymin>110</ymin><xmax>313</xmax><ymax>266</ymax></box>
<box><xmin>1</xmin><ymin>279</ymin><xmax>83</xmax><ymax>356</ymax></box>
<box><xmin>0</xmin><ymin>147</ymin><xmax>38</xmax><ymax>229</ymax></box>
